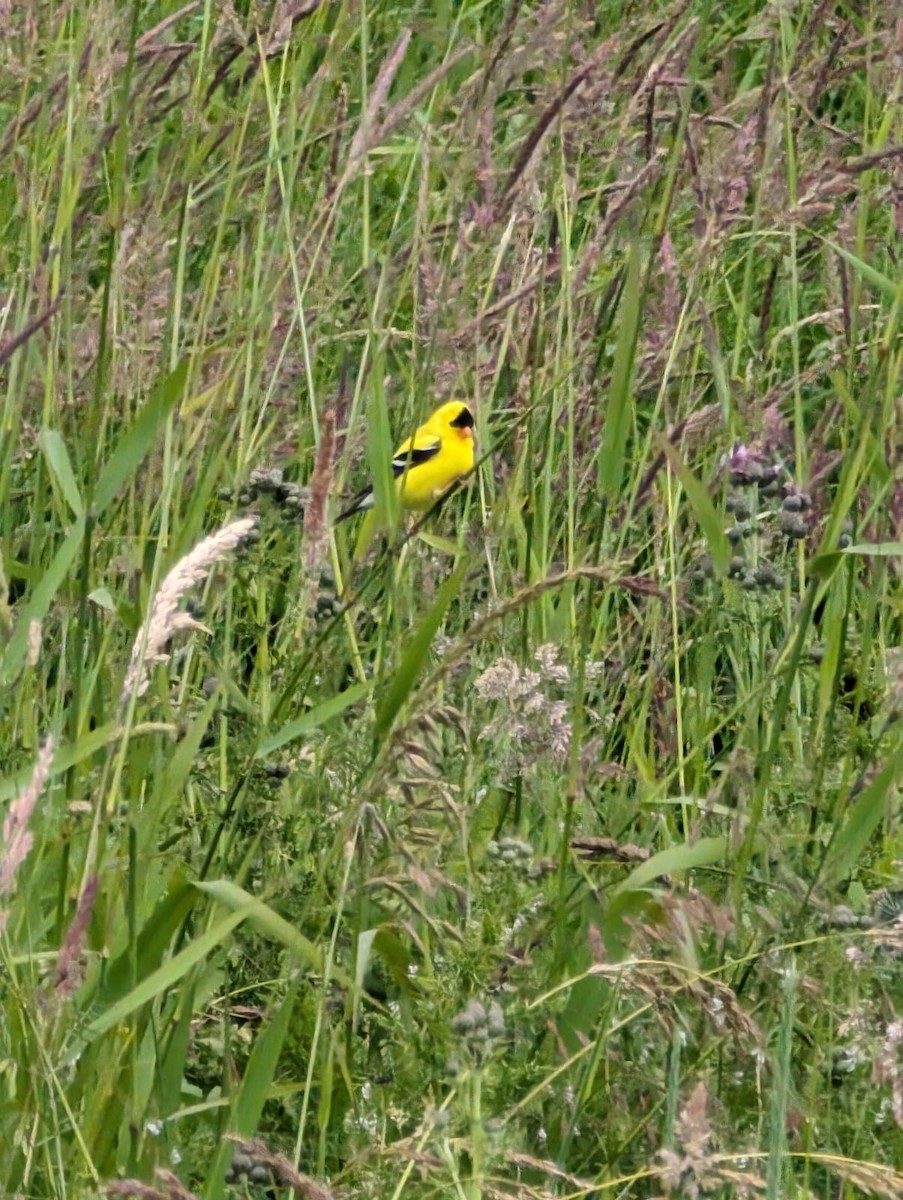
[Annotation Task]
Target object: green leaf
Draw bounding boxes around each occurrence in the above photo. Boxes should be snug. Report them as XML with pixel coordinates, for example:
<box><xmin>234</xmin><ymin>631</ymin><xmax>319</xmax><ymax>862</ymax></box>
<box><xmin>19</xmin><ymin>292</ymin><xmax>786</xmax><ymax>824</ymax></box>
<box><xmin>366</xmin><ymin>371</ymin><xmax>400</xmax><ymax>526</ymax></box>
<box><xmin>840</xmin><ymin>541</ymin><xmax>903</xmax><ymax>557</ymax></box>
<box><xmin>354</xmin><ymin>928</ymin><xmax>378</xmax><ymax>1027</ymax></box>
<box><xmin>373</xmin><ymin>928</ymin><xmax>418</xmax><ymax>992</ymax></box>
<box><xmin>136</xmin><ymin>694</ymin><xmax>221</xmax><ymax>854</ymax></box>
<box><xmin>824</xmin><ymin>743</ymin><xmax>903</xmax><ymax>883</ymax></box>
<box><xmin>73</xmin><ymin>905</ymin><xmax>251</xmax><ymax>1055</ymax></box>
<box><xmin>93</xmin><ymin>358</ymin><xmax>189</xmax><ymax>513</ymax></box>
<box><xmin>87</xmin><ymin>587</ymin><xmax>116</xmax><ymax>611</ymax></box>
<box><xmin>467</xmin><ymin>787</ymin><xmax>509</xmax><ymax>864</ymax></box>
<box><xmin>97</xmin><ymin>875</ymin><xmax>197</xmax><ymax>1011</ymax></box>
<box><xmin>232</xmin><ymin>977</ymin><xmax>301</xmax><ymax>1137</ymax></box>
<box><xmin>697</xmin><ymin>302</ymin><xmax>731</xmax><ymax>421</ymax></box>
<box><xmin>0</xmin><ymin>721</ymin><xmax>121</xmax><ymax>803</ymax></box>
<box><xmin>825</xmin><ymin>240</ymin><xmax>902</xmax><ymax>304</ymax></box>
<box><xmin>39</xmin><ymin>429</ymin><xmax>84</xmax><ymax>517</ymax></box>
<box><xmin>652</xmin><ymin>430</ymin><xmax>731</xmax><ymax>574</ymax></box>
<box><xmin>809</xmin><ymin>542</ymin><xmax>903</xmax><ymax>581</ymax></box>
<box><xmin>157</xmin><ymin>979</ymin><xmax>198</xmax><ymax>1120</ymax></box>
<box><xmin>195</xmin><ymin>880</ymin><xmax>334</xmax><ymax>978</ymax></box>
<box><xmin>0</xmin><ymin>514</ymin><xmax>86</xmax><ymax>686</ymax></box>
<box><xmin>416</xmin><ymin>530</ymin><xmax>463</xmax><ymax>555</ymax></box>
<box><xmin>617</xmin><ymin>836</ymin><xmax>727</xmax><ymax>892</ymax></box>
<box><xmin>355</xmin><ymin>929</ymin><xmax>378</xmax><ymax>992</ymax></box>
<box><xmin>806</xmin><ymin>551</ymin><xmax>843</xmax><ymax>581</ymax></box>
<box><xmin>373</xmin><ymin>562</ymin><xmax>466</xmax><ymax>742</ymax></box>
<box><xmin>257</xmin><ymin>681</ymin><xmax>370</xmax><ymax>757</ymax></box>
<box><xmin>153</xmin><ymin>694</ymin><xmax>219</xmax><ymax>804</ymax></box>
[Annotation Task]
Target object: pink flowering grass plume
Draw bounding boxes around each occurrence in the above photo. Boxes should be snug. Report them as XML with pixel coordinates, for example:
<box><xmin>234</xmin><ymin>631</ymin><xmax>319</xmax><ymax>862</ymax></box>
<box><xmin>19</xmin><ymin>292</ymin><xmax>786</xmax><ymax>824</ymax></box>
<box><xmin>656</xmin><ymin>1080</ymin><xmax>764</xmax><ymax>1198</ymax></box>
<box><xmin>226</xmin><ymin>1135</ymin><xmax>334</xmax><ymax>1199</ymax></box>
<box><xmin>304</xmin><ymin>407</ymin><xmax>336</xmax><ymax>582</ymax></box>
<box><xmin>720</xmin><ymin>440</ymin><xmax>784</xmax><ymax>486</ymax></box>
<box><xmin>106</xmin><ymin>1171</ymin><xmax>199</xmax><ymax>1200</ymax></box>
<box><xmin>53</xmin><ymin>873</ymin><xmax>99</xmax><ymax>998</ymax></box>
<box><xmin>120</xmin><ymin>515</ymin><xmax>258</xmax><ymax>709</ymax></box>
<box><xmin>0</xmin><ymin>737</ymin><xmax>55</xmax><ymax>934</ymax></box>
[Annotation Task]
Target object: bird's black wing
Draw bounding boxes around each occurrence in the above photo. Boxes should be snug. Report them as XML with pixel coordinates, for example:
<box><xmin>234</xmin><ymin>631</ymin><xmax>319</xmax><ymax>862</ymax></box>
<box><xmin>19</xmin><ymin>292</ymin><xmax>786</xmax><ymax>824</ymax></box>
<box><xmin>391</xmin><ymin>440</ymin><xmax>441</xmax><ymax>476</ymax></box>
<box><xmin>336</xmin><ymin>440</ymin><xmax>441</xmax><ymax>522</ymax></box>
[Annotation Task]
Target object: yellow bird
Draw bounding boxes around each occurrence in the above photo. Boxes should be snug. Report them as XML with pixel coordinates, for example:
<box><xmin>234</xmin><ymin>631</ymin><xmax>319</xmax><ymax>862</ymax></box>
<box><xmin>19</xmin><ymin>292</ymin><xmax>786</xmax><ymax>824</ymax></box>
<box><xmin>337</xmin><ymin>400</ymin><xmax>475</xmax><ymax>521</ymax></box>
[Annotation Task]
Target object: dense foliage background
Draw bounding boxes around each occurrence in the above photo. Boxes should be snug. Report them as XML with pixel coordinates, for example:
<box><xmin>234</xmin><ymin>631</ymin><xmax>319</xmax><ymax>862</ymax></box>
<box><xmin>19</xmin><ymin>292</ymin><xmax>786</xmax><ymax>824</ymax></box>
<box><xmin>2</xmin><ymin>1</ymin><xmax>903</xmax><ymax>1197</ymax></box>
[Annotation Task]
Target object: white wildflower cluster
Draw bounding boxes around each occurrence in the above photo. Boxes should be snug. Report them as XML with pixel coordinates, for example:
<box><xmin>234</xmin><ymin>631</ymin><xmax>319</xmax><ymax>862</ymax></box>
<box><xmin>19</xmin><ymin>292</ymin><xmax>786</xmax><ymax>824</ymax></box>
<box><xmin>474</xmin><ymin>643</ymin><xmax>599</xmax><ymax>768</ymax></box>
<box><xmin>836</xmin><ymin>1007</ymin><xmax>870</xmax><ymax>1074</ymax></box>
<box><xmin>874</xmin><ymin>1019</ymin><xmax>903</xmax><ymax>1129</ymax></box>
<box><xmin>833</xmin><ymin>1005</ymin><xmax>903</xmax><ymax>1126</ymax></box>
<box><xmin>845</xmin><ymin>944</ymin><xmax>864</xmax><ymax>969</ymax></box>
<box><xmin>503</xmin><ymin>893</ymin><xmax>545</xmax><ymax>939</ymax></box>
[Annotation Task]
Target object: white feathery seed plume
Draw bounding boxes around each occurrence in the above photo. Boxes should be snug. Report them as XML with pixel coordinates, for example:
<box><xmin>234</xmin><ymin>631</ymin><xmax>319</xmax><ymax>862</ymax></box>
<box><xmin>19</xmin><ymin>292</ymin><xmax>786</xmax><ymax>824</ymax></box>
<box><xmin>0</xmin><ymin>736</ymin><xmax>55</xmax><ymax>932</ymax></box>
<box><xmin>120</xmin><ymin>516</ymin><xmax>257</xmax><ymax>707</ymax></box>
<box><xmin>26</xmin><ymin>618</ymin><xmax>42</xmax><ymax>667</ymax></box>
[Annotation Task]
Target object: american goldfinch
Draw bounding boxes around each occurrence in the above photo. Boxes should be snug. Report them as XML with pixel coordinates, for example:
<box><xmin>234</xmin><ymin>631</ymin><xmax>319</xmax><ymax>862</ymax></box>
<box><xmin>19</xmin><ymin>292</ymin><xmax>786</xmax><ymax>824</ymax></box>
<box><xmin>337</xmin><ymin>400</ymin><xmax>475</xmax><ymax>522</ymax></box>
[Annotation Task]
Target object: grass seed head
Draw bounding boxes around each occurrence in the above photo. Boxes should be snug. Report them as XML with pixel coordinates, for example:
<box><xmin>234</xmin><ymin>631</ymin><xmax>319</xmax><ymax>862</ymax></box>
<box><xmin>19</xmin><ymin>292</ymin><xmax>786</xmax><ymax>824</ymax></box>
<box><xmin>0</xmin><ymin>737</ymin><xmax>55</xmax><ymax>929</ymax></box>
<box><xmin>119</xmin><ymin>515</ymin><xmax>257</xmax><ymax>708</ymax></box>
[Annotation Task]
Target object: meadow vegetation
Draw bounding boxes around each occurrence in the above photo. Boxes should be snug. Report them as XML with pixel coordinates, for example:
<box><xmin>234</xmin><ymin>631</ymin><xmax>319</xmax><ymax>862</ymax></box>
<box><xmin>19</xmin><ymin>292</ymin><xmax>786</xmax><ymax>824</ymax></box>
<box><xmin>3</xmin><ymin>0</ymin><xmax>903</xmax><ymax>1196</ymax></box>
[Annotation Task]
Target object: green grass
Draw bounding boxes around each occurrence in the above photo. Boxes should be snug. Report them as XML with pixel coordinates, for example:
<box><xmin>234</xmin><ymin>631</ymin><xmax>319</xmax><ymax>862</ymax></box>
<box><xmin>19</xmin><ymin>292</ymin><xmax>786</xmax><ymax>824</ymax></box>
<box><xmin>3</xmin><ymin>1</ymin><xmax>903</xmax><ymax>1197</ymax></box>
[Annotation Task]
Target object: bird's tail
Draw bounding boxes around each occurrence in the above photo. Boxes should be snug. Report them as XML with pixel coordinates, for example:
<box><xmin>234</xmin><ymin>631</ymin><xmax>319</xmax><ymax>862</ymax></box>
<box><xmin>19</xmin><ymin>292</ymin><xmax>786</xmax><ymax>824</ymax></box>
<box><xmin>336</xmin><ymin>487</ymin><xmax>375</xmax><ymax>523</ymax></box>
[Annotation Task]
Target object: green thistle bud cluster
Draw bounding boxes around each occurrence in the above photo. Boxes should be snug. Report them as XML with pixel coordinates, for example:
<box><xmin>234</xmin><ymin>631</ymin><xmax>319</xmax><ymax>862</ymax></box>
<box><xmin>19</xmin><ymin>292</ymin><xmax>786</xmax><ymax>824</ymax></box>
<box><xmin>226</xmin><ymin>1150</ymin><xmax>271</xmax><ymax>1186</ymax></box>
<box><xmin>259</xmin><ymin>761</ymin><xmax>291</xmax><ymax>788</ymax></box>
<box><xmin>690</xmin><ymin>554</ymin><xmax>715</xmax><ymax>586</ymax></box>
<box><xmin>777</xmin><ymin>490</ymin><xmax>813</xmax><ymax>540</ymax></box>
<box><xmin>308</xmin><ymin>569</ymin><xmax>340</xmax><ymax>622</ymax></box>
<box><xmin>219</xmin><ymin>467</ymin><xmax>310</xmax><ymax>515</ymax></box>
<box><xmin>707</xmin><ymin>474</ymin><xmax>855</xmax><ymax>596</ymax></box>
<box><xmin>449</xmin><ymin>998</ymin><xmax>506</xmax><ymax>1066</ymax></box>
<box><xmin>486</xmin><ymin>837</ymin><xmax>533</xmax><ymax>869</ymax></box>
<box><xmin>704</xmin><ymin>471</ymin><xmax>823</xmax><ymax>594</ymax></box>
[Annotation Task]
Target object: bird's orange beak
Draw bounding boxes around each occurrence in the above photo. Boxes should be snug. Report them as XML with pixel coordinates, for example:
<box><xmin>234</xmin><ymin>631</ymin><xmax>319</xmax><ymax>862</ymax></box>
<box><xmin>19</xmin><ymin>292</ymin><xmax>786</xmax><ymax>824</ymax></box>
<box><xmin>457</xmin><ymin>426</ymin><xmax>473</xmax><ymax>440</ymax></box>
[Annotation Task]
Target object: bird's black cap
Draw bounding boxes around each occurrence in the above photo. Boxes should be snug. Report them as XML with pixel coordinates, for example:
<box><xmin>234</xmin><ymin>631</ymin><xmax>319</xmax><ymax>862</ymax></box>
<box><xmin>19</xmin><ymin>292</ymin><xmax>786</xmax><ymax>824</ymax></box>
<box><xmin>449</xmin><ymin>405</ymin><xmax>474</xmax><ymax>430</ymax></box>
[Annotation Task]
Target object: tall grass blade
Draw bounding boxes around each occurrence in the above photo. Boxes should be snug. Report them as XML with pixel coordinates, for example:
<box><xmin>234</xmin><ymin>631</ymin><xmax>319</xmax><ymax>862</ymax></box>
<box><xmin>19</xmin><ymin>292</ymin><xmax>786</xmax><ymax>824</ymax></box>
<box><xmin>599</xmin><ymin>240</ymin><xmax>641</xmax><ymax>502</ymax></box>
<box><xmin>0</xmin><ymin>515</ymin><xmax>86</xmax><ymax>685</ymax></box>
<box><xmin>373</xmin><ymin>562</ymin><xmax>466</xmax><ymax>742</ymax></box>
<box><xmin>824</xmin><ymin>740</ymin><xmax>903</xmax><ymax>883</ymax></box>
<box><xmin>258</xmin><ymin>682</ymin><xmax>370</xmax><ymax>757</ymax></box>
<box><xmin>653</xmin><ymin>430</ymin><xmax>731</xmax><ymax>574</ymax></box>
<box><xmin>825</xmin><ymin>239</ymin><xmax>902</xmax><ymax>304</ymax></box>
<box><xmin>616</xmin><ymin>836</ymin><xmax>727</xmax><ymax>893</ymax></box>
<box><xmin>195</xmin><ymin>880</ymin><xmax>331</xmax><ymax>976</ymax></box>
<box><xmin>74</xmin><ymin>906</ymin><xmax>253</xmax><ymax>1054</ymax></box>
<box><xmin>39</xmin><ymin>430</ymin><xmax>84</xmax><ymax>518</ymax></box>
<box><xmin>93</xmin><ymin>358</ymin><xmax>189</xmax><ymax>514</ymax></box>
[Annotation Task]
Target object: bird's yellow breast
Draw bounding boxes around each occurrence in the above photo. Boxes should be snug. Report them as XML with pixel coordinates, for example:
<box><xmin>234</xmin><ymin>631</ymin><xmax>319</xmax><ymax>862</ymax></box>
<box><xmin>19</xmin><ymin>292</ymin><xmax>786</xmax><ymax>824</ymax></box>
<box><xmin>396</xmin><ymin>425</ymin><xmax>474</xmax><ymax>510</ymax></box>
